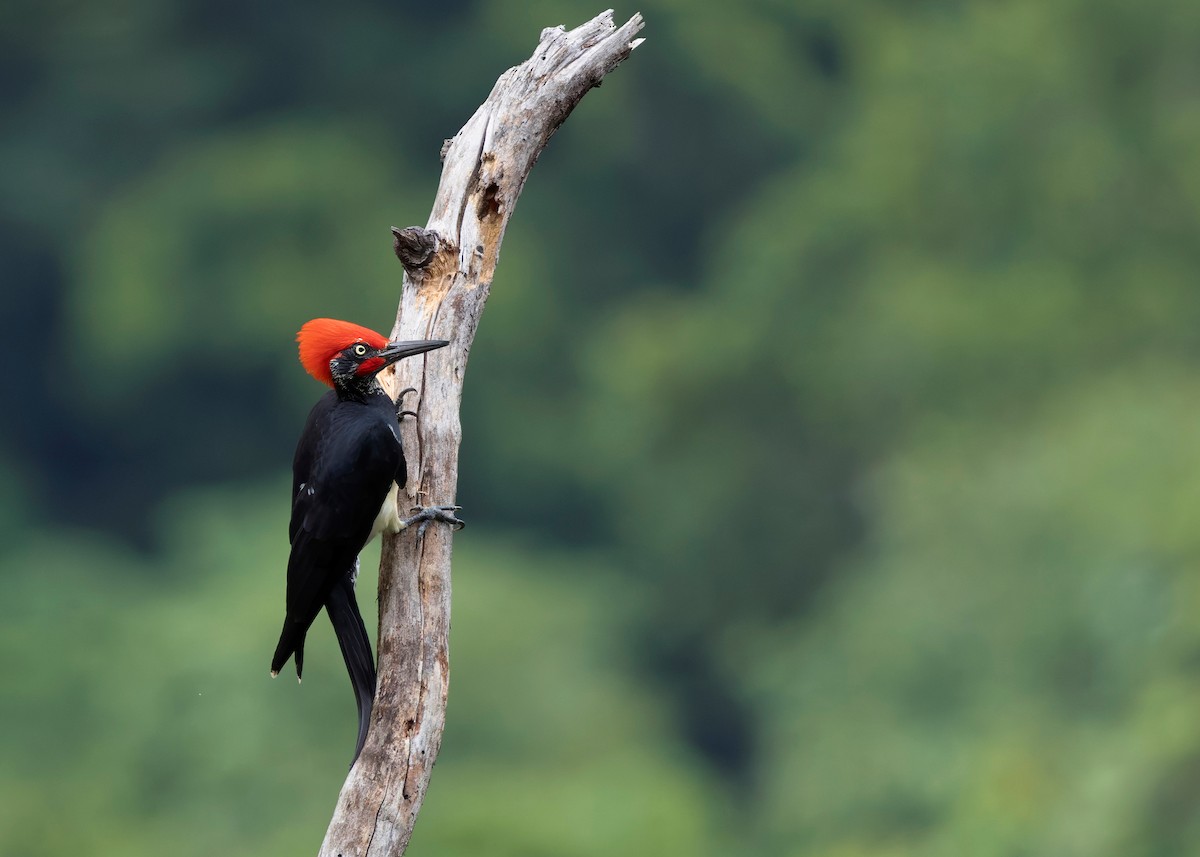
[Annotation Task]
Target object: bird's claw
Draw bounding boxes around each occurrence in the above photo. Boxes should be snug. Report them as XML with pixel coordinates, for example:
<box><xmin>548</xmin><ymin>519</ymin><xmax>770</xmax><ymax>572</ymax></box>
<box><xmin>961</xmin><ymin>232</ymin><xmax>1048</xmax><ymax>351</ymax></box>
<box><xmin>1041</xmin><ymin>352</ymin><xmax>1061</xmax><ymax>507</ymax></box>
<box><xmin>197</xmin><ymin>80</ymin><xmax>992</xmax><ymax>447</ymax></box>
<box><xmin>396</xmin><ymin>388</ymin><xmax>420</xmax><ymax>421</ymax></box>
<box><xmin>400</xmin><ymin>504</ymin><xmax>466</xmax><ymax>537</ymax></box>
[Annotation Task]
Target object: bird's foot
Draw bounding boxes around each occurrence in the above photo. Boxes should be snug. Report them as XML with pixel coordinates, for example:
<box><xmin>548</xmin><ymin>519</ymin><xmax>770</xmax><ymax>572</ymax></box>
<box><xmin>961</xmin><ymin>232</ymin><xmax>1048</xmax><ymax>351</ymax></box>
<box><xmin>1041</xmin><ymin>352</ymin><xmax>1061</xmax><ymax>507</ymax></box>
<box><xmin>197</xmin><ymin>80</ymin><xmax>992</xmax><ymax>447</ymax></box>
<box><xmin>397</xmin><ymin>387</ymin><xmax>418</xmax><ymax>420</ymax></box>
<box><xmin>399</xmin><ymin>505</ymin><xmax>466</xmax><ymax>537</ymax></box>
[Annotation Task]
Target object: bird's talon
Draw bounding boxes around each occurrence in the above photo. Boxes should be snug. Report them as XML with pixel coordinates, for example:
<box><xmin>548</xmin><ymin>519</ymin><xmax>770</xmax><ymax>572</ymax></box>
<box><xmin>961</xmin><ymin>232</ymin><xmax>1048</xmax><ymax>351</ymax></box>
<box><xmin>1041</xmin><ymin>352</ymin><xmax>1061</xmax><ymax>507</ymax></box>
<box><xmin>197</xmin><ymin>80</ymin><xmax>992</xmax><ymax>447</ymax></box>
<box><xmin>396</xmin><ymin>385</ymin><xmax>419</xmax><ymax>419</ymax></box>
<box><xmin>400</xmin><ymin>504</ymin><xmax>466</xmax><ymax>533</ymax></box>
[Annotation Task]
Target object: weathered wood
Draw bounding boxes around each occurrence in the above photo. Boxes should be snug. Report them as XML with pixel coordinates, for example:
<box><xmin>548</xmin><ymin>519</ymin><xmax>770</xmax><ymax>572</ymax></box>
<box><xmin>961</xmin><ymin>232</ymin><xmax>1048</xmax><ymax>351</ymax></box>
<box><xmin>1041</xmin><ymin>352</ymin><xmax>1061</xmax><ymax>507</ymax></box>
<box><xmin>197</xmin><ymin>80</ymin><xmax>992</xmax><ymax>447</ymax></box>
<box><xmin>317</xmin><ymin>11</ymin><xmax>643</xmax><ymax>856</ymax></box>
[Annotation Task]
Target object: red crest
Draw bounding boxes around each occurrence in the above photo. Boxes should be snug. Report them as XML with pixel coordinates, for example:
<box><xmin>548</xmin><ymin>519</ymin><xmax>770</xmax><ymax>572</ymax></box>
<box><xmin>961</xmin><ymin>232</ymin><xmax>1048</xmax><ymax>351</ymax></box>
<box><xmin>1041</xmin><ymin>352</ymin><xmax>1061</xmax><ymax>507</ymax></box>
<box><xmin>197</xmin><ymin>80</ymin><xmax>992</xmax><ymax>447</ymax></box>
<box><xmin>297</xmin><ymin>318</ymin><xmax>389</xmax><ymax>387</ymax></box>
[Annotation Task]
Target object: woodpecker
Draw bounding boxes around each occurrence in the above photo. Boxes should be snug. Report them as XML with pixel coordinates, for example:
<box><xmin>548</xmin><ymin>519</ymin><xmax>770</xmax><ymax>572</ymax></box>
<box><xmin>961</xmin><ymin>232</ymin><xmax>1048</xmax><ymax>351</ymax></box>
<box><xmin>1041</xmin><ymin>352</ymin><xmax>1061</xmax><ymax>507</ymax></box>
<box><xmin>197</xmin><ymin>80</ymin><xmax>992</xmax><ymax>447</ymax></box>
<box><xmin>271</xmin><ymin>318</ymin><xmax>462</xmax><ymax>764</ymax></box>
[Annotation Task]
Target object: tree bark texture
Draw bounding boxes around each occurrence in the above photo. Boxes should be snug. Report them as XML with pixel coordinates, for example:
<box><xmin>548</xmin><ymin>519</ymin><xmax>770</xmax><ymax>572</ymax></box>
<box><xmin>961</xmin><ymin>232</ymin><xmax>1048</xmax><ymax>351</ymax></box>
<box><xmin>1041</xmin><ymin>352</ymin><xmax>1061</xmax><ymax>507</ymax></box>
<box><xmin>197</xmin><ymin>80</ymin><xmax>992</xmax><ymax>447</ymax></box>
<box><xmin>318</xmin><ymin>11</ymin><xmax>644</xmax><ymax>856</ymax></box>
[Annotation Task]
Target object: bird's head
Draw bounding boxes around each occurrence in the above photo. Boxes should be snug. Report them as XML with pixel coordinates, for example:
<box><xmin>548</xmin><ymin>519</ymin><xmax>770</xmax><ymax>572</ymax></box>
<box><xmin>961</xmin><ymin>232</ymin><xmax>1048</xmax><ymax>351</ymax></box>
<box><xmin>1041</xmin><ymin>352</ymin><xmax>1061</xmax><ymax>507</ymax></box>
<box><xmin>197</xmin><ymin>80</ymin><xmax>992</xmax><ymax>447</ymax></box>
<box><xmin>297</xmin><ymin>318</ymin><xmax>448</xmax><ymax>393</ymax></box>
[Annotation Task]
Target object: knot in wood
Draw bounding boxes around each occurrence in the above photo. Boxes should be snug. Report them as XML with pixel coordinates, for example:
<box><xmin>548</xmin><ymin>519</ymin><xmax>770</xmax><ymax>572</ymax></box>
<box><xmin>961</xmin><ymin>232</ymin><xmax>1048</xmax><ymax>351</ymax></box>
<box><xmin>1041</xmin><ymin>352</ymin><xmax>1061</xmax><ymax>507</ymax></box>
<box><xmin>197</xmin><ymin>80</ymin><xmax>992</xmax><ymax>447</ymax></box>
<box><xmin>391</xmin><ymin>226</ymin><xmax>439</xmax><ymax>274</ymax></box>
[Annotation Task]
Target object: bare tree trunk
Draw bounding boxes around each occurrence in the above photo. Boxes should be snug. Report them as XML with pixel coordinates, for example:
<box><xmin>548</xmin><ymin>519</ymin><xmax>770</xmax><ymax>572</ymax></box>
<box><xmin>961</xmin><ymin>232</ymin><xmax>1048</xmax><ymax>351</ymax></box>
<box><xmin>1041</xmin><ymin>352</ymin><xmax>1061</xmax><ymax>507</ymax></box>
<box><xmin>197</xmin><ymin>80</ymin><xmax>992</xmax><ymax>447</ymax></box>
<box><xmin>317</xmin><ymin>11</ymin><xmax>644</xmax><ymax>856</ymax></box>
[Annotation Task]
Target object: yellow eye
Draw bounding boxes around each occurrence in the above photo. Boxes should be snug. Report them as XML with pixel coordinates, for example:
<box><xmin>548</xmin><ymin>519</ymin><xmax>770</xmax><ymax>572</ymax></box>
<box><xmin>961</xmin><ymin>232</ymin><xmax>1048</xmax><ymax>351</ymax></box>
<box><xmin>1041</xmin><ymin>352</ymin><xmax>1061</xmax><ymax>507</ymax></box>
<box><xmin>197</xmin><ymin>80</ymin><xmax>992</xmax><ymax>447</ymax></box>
<box><xmin>353</xmin><ymin>344</ymin><xmax>367</xmax><ymax>357</ymax></box>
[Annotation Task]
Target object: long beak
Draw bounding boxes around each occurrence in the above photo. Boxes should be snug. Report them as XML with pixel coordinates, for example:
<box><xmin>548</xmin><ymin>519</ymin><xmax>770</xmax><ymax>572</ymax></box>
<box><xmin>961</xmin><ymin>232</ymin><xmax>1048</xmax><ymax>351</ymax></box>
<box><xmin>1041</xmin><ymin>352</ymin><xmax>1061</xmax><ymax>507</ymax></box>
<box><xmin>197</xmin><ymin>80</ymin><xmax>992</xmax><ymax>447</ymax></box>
<box><xmin>378</xmin><ymin>339</ymin><xmax>449</xmax><ymax>367</ymax></box>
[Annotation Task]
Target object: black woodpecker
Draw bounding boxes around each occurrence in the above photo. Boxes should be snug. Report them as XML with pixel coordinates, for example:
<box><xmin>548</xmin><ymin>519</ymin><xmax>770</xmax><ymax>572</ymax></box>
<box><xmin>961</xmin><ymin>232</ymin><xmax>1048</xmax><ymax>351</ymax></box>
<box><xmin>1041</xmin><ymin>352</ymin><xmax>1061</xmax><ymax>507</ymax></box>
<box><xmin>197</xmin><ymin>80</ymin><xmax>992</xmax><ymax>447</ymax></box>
<box><xmin>271</xmin><ymin>317</ymin><xmax>462</xmax><ymax>764</ymax></box>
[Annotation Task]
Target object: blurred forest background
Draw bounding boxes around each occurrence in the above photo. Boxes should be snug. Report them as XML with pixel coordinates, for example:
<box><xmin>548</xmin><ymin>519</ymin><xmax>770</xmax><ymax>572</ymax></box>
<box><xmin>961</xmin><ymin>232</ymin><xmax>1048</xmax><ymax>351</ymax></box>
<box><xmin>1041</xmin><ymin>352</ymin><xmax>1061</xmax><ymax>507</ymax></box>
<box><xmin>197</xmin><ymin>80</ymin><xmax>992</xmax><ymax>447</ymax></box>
<box><xmin>3</xmin><ymin>0</ymin><xmax>1200</xmax><ymax>854</ymax></box>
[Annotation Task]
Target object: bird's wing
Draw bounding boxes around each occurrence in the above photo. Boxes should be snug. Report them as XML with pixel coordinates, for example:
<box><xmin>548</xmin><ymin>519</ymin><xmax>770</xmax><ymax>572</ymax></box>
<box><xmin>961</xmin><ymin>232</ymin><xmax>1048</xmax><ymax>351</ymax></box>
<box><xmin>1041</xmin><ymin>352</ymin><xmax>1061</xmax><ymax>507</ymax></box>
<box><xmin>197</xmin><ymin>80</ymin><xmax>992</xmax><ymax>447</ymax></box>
<box><xmin>294</xmin><ymin>413</ymin><xmax>402</xmax><ymax>542</ymax></box>
<box><xmin>273</xmin><ymin>408</ymin><xmax>402</xmax><ymax>677</ymax></box>
<box><xmin>290</xmin><ymin>390</ymin><xmax>338</xmax><ymax>543</ymax></box>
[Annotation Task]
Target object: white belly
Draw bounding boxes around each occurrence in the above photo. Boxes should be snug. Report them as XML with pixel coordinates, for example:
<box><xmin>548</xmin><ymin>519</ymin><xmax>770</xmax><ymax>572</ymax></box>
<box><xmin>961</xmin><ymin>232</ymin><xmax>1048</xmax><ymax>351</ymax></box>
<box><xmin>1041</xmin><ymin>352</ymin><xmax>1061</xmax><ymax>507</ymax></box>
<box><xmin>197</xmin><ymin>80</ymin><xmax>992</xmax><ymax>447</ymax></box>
<box><xmin>370</xmin><ymin>482</ymin><xmax>403</xmax><ymax>541</ymax></box>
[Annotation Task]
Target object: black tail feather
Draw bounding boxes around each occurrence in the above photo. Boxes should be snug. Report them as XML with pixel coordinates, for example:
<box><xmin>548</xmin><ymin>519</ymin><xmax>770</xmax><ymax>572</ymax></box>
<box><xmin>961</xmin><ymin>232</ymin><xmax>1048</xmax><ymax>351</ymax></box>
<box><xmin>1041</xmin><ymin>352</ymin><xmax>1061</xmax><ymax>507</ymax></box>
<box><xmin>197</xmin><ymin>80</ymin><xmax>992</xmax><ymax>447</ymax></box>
<box><xmin>326</xmin><ymin>571</ymin><xmax>377</xmax><ymax>765</ymax></box>
<box><xmin>271</xmin><ymin>620</ymin><xmax>307</xmax><ymax>681</ymax></box>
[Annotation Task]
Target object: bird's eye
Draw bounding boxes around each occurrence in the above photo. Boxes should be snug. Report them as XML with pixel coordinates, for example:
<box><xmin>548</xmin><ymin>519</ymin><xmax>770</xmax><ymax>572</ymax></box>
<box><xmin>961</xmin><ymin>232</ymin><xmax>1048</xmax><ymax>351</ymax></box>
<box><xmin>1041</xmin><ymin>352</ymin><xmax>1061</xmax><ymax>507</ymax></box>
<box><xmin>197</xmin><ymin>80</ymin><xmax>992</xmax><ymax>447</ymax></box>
<box><xmin>353</xmin><ymin>343</ymin><xmax>368</xmax><ymax>357</ymax></box>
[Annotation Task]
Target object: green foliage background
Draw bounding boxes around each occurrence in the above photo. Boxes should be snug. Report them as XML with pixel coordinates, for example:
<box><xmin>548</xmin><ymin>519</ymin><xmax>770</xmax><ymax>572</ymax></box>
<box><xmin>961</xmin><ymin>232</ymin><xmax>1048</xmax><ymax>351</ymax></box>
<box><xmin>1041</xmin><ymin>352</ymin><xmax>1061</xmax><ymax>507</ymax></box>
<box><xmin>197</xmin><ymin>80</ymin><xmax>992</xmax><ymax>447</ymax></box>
<box><xmin>3</xmin><ymin>1</ymin><xmax>1200</xmax><ymax>854</ymax></box>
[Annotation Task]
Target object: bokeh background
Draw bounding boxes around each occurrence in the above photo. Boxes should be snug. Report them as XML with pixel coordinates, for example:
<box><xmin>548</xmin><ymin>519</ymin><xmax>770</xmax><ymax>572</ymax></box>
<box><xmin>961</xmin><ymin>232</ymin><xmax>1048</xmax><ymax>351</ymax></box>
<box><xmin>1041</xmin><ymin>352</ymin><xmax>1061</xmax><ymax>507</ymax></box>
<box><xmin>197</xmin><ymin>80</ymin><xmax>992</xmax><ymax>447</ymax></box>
<box><xmin>3</xmin><ymin>1</ymin><xmax>1200</xmax><ymax>854</ymax></box>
